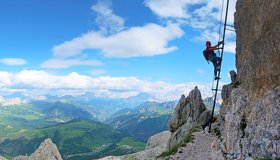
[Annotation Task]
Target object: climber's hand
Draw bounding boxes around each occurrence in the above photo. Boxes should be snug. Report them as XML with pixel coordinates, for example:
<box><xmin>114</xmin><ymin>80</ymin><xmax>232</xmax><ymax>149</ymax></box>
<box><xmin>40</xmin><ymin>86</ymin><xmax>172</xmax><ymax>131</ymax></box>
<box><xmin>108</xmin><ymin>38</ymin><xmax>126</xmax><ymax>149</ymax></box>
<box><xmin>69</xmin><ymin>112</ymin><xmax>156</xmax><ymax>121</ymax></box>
<box><xmin>218</xmin><ymin>41</ymin><xmax>224</xmax><ymax>45</ymax></box>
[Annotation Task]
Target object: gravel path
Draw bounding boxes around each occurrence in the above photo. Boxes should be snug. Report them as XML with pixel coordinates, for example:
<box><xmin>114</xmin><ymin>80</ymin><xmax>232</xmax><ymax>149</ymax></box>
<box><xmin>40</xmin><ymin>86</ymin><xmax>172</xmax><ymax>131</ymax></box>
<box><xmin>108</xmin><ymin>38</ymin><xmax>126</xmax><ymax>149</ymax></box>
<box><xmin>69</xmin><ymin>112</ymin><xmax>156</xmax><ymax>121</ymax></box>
<box><xmin>170</xmin><ymin>132</ymin><xmax>215</xmax><ymax>160</ymax></box>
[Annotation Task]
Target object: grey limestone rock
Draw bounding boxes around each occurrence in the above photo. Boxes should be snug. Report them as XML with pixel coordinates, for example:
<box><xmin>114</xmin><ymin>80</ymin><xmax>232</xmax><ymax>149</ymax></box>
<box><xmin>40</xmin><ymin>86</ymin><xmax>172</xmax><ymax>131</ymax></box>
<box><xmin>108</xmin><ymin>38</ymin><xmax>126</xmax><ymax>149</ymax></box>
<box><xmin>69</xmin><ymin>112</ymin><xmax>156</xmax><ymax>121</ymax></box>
<box><xmin>29</xmin><ymin>138</ymin><xmax>62</xmax><ymax>160</ymax></box>
<box><xmin>235</xmin><ymin>0</ymin><xmax>280</xmax><ymax>97</ymax></box>
<box><xmin>167</xmin><ymin>86</ymin><xmax>210</xmax><ymax>149</ymax></box>
<box><xmin>98</xmin><ymin>131</ymin><xmax>171</xmax><ymax>160</ymax></box>
<box><xmin>213</xmin><ymin>1</ymin><xmax>280</xmax><ymax>159</ymax></box>
<box><xmin>13</xmin><ymin>138</ymin><xmax>62</xmax><ymax>160</ymax></box>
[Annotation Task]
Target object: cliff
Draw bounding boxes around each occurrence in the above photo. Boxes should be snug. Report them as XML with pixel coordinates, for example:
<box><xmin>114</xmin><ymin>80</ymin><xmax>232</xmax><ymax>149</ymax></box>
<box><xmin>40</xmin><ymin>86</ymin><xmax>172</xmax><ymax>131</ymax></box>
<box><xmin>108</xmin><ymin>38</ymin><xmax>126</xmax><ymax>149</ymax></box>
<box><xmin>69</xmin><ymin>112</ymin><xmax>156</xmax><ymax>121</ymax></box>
<box><xmin>213</xmin><ymin>0</ymin><xmax>280</xmax><ymax>159</ymax></box>
<box><xmin>235</xmin><ymin>0</ymin><xmax>280</xmax><ymax>97</ymax></box>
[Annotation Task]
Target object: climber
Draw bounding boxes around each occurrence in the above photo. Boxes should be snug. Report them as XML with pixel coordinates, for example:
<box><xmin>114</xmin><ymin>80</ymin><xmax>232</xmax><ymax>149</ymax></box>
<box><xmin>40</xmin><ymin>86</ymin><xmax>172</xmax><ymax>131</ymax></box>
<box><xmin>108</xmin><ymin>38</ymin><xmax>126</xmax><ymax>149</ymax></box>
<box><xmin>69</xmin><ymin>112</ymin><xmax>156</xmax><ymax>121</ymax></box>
<box><xmin>203</xmin><ymin>41</ymin><xmax>223</xmax><ymax>80</ymax></box>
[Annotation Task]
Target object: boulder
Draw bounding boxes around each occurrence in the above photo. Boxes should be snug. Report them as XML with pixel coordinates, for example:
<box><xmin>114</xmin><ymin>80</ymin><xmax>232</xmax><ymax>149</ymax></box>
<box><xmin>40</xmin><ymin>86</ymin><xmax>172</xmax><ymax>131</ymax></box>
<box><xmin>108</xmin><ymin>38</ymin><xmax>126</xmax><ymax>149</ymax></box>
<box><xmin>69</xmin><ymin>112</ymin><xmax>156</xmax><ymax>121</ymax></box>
<box><xmin>145</xmin><ymin>131</ymin><xmax>171</xmax><ymax>150</ymax></box>
<box><xmin>98</xmin><ymin>131</ymin><xmax>171</xmax><ymax>160</ymax></box>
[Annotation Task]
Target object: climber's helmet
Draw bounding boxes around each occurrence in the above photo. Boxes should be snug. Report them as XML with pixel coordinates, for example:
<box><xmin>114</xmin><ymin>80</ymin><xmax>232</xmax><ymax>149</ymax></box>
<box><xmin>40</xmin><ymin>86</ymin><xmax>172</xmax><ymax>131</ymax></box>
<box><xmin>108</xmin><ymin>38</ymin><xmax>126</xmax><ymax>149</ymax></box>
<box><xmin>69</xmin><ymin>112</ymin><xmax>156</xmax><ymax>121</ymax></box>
<box><xmin>206</xmin><ymin>41</ymin><xmax>211</xmax><ymax>46</ymax></box>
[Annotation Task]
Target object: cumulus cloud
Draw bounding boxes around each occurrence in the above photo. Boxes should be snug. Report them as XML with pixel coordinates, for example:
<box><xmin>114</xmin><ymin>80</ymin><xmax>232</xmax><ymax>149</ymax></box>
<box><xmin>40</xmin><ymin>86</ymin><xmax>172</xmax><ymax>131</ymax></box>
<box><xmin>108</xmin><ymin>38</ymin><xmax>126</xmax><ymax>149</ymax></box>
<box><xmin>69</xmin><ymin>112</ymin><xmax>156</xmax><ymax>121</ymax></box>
<box><xmin>52</xmin><ymin>23</ymin><xmax>183</xmax><ymax>59</ymax></box>
<box><xmin>0</xmin><ymin>58</ymin><xmax>27</xmax><ymax>66</ymax></box>
<box><xmin>145</xmin><ymin>0</ymin><xmax>237</xmax><ymax>53</ymax></box>
<box><xmin>0</xmin><ymin>96</ymin><xmax>4</xmax><ymax>102</ymax></box>
<box><xmin>42</xmin><ymin>1</ymin><xmax>185</xmax><ymax>68</ymax></box>
<box><xmin>0</xmin><ymin>70</ymin><xmax>214</xmax><ymax>101</ymax></box>
<box><xmin>144</xmin><ymin>0</ymin><xmax>200</xmax><ymax>18</ymax></box>
<box><xmin>91</xmin><ymin>0</ymin><xmax>125</xmax><ymax>34</ymax></box>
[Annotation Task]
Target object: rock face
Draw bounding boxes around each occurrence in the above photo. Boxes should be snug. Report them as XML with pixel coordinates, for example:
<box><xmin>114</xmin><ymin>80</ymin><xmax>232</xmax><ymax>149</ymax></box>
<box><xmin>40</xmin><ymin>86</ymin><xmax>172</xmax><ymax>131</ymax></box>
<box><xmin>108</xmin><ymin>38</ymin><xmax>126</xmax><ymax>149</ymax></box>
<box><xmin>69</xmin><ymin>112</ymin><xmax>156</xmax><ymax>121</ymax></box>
<box><xmin>235</xmin><ymin>0</ymin><xmax>280</xmax><ymax>97</ymax></box>
<box><xmin>13</xmin><ymin>138</ymin><xmax>62</xmax><ymax>160</ymax></box>
<box><xmin>168</xmin><ymin>86</ymin><xmax>211</xmax><ymax>148</ymax></box>
<box><xmin>218</xmin><ymin>86</ymin><xmax>280</xmax><ymax>159</ymax></box>
<box><xmin>145</xmin><ymin>131</ymin><xmax>171</xmax><ymax>150</ymax></box>
<box><xmin>215</xmin><ymin>0</ymin><xmax>280</xmax><ymax>159</ymax></box>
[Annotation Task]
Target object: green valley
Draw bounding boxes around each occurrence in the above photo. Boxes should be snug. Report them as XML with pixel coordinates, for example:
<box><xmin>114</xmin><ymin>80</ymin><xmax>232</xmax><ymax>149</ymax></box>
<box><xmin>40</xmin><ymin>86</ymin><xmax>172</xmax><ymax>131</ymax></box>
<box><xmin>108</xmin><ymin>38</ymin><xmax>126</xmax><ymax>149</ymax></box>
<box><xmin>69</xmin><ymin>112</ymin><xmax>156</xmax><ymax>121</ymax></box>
<box><xmin>0</xmin><ymin>119</ymin><xmax>145</xmax><ymax>160</ymax></box>
<box><xmin>0</xmin><ymin>101</ymin><xmax>92</xmax><ymax>138</ymax></box>
<box><xmin>106</xmin><ymin>101</ymin><xmax>175</xmax><ymax>141</ymax></box>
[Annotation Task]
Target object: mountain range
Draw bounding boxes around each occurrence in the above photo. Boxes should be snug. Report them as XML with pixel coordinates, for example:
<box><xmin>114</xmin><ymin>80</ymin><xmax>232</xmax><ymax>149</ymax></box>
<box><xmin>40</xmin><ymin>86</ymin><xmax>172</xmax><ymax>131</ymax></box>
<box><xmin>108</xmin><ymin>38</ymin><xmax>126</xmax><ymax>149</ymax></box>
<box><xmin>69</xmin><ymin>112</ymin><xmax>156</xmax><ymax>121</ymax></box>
<box><xmin>0</xmin><ymin>119</ymin><xmax>145</xmax><ymax>160</ymax></box>
<box><xmin>0</xmin><ymin>92</ymin><xmax>220</xmax><ymax>159</ymax></box>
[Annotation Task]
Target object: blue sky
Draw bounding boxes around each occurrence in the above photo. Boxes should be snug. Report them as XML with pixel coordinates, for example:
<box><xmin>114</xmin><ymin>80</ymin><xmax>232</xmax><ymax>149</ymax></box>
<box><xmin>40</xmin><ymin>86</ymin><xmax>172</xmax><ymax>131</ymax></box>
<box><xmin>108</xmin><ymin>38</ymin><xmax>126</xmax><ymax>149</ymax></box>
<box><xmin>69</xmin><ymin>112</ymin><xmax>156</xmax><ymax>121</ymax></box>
<box><xmin>0</xmin><ymin>0</ymin><xmax>237</xmax><ymax>101</ymax></box>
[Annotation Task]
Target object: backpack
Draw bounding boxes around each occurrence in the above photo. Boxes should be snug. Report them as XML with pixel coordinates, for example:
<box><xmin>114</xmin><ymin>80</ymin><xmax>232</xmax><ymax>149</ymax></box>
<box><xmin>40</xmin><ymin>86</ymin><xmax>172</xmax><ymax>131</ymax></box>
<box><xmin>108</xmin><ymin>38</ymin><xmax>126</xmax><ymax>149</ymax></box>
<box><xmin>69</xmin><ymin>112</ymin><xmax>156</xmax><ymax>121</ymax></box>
<box><xmin>203</xmin><ymin>50</ymin><xmax>215</xmax><ymax>61</ymax></box>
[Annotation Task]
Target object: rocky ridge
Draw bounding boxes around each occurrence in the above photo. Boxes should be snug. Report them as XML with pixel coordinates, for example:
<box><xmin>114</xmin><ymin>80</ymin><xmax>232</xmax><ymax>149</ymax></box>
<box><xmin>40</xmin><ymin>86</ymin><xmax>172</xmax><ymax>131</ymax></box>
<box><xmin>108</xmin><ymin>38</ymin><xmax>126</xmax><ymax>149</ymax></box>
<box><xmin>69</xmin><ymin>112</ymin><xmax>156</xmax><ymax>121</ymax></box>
<box><xmin>168</xmin><ymin>86</ymin><xmax>211</xmax><ymax>149</ymax></box>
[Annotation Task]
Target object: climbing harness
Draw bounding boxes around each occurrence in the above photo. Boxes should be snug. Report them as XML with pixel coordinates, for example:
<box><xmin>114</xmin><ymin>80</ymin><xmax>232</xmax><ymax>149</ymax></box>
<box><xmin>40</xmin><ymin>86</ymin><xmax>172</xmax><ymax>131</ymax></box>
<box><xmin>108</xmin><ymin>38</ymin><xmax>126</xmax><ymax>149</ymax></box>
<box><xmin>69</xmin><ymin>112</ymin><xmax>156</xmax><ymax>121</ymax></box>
<box><xmin>208</xmin><ymin>0</ymin><xmax>231</xmax><ymax>132</ymax></box>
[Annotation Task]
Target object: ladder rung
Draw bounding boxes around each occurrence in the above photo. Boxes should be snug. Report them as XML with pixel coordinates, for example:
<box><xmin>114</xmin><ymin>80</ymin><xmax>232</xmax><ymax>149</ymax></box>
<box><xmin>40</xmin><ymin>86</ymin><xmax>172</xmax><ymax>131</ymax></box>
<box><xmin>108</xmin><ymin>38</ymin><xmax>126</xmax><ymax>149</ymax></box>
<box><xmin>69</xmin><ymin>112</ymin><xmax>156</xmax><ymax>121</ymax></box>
<box><xmin>226</xmin><ymin>28</ymin><xmax>235</xmax><ymax>32</ymax></box>
<box><xmin>226</xmin><ymin>24</ymin><xmax>235</xmax><ymax>27</ymax></box>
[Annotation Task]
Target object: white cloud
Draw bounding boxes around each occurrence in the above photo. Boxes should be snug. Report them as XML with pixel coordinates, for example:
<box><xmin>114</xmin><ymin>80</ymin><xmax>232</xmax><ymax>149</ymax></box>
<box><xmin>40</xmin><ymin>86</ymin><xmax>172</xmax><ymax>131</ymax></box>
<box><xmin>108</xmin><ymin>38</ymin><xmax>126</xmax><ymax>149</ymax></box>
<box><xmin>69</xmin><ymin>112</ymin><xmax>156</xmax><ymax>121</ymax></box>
<box><xmin>0</xmin><ymin>70</ymin><xmax>215</xmax><ymax>101</ymax></box>
<box><xmin>146</xmin><ymin>0</ymin><xmax>237</xmax><ymax>54</ymax></box>
<box><xmin>224</xmin><ymin>41</ymin><xmax>236</xmax><ymax>53</ymax></box>
<box><xmin>144</xmin><ymin>0</ymin><xmax>199</xmax><ymax>18</ymax></box>
<box><xmin>51</xmin><ymin>23</ymin><xmax>184</xmax><ymax>58</ymax></box>
<box><xmin>91</xmin><ymin>69</ymin><xmax>107</xmax><ymax>75</ymax></box>
<box><xmin>195</xmin><ymin>30</ymin><xmax>220</xmax><ymax>43</ymax></box>
<box><xmin>0</xmin><ymin>58</ymin><xmax>27</xmax><ymax>66</ymax></box>
<box><xmin>0</xmin><ymin>96</ymin><xmax>4</xmax><ymax>102</ymax></box>
<box><xmin>41</xmin><ymin>58</ymin><xmax>103</xmax><ymax>68</ymax></box>
<box><xmin>1</xmin><ymin>97</ymin><xmax>22</xmax><ymax>106</ymax></box>
<box><xmin>91</xmin><ymin>0</ymin><xmax>124</xmax><ymax>34</ymax></box>
<box><xmin>0</xmin><ymin>71</ymin><xmax>13</xmax><ymax>87</ymax></box>
<box><xmin>42</xmin><ymin>1</ymin><xmax>185</xmax><ymax>68</ymax></box>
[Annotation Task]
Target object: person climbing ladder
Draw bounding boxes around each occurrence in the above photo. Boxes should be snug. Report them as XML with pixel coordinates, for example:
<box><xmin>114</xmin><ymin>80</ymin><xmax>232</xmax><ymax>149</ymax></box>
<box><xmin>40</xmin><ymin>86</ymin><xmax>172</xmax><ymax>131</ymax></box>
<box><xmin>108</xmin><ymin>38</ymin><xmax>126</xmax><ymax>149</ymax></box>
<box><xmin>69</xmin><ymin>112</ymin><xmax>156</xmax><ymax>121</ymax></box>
<box><xmin>208</xmin><ymin>0</ymin><xmax>230</xmax><ymax>132</ymax></box>
<box><xmin>203</xmin><ymin>41</ymin><xmax>223</xmax><ymax>80</ymax></box>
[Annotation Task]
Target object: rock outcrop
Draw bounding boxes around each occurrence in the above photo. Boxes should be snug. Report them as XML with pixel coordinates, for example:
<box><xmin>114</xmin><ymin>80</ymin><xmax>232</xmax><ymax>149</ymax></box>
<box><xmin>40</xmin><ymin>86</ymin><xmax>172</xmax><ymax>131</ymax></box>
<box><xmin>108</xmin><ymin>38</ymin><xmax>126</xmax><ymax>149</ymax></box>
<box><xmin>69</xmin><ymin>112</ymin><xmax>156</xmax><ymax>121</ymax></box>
<box><xmin>98</xmin><ymin>131</ymin><xmax>171</xmax><ymax>160</ymax></box>
<box><xmin>29</xmin><ymin>138</ymin><xmax>62</xmax><ymax>160</ymax></box>
<box><xmin>220</xmin><ymin>70</ymin><xmax>239</xmax><ymax>118</ymax></box>
<box><xmin>168</xmin><ymin>86</ymin><xmax>211</xmax><ymax>148</ymax></box>
<box><xmin>13</xmin><ymin>138</ymin><xmax>62</xmax><ymax>160</ymax></box>
<box><xmin>217</xmin><ymin>85</ymin><xmax>280</xmax><ymax>159</ymax></box>
<box><xmin>214</xmin><ymin>0</ymin><xmax>280</xmax><ymax>159</ymax></box>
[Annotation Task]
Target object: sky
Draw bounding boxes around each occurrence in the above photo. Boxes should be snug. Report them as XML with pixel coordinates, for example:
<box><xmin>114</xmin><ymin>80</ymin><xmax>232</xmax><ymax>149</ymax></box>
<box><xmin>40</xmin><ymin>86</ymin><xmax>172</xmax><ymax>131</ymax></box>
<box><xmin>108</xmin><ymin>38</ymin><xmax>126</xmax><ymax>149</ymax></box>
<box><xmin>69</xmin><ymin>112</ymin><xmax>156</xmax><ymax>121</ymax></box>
<box><xmin>0</xmin><ymin>0</ymin><xmax>237</xmax><ymax>102</ymax></box>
